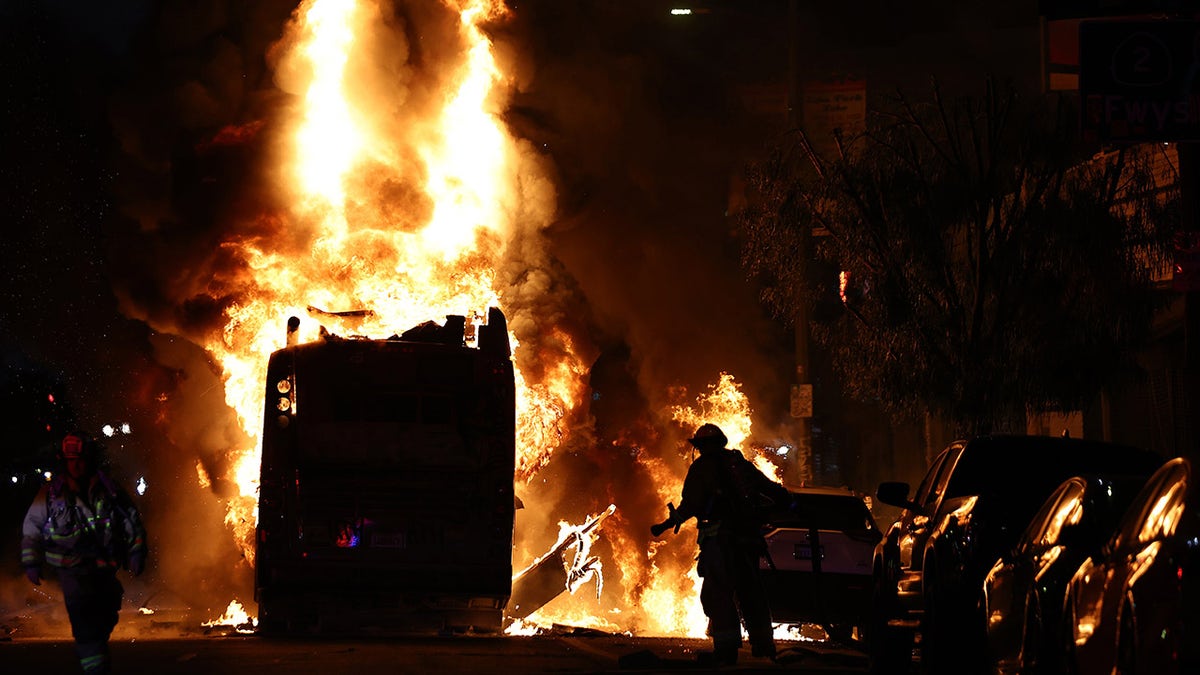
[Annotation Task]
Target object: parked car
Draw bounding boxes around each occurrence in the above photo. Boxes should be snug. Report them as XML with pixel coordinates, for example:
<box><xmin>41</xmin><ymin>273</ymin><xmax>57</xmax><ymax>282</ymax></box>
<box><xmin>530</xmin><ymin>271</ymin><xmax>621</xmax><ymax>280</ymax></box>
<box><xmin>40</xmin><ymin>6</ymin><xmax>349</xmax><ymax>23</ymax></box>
<box><xmin>982</xmin><ymin>472</ymin><xmax>1158</xmax><ymax>675</ymax></box>
<box><xmin>1063</xmin><ymin>456</ymin><xmax>1200</xmax><ymax>675</ymax></box>
<box><xmin>869</xmin><ymin>435</ymin><xmax>1163</xmax><ymax>675</ymax></box>
<box><xmin>758</xmin><ymin>486</ymin><xmax>882</xmax><ymax>643</ymax></box>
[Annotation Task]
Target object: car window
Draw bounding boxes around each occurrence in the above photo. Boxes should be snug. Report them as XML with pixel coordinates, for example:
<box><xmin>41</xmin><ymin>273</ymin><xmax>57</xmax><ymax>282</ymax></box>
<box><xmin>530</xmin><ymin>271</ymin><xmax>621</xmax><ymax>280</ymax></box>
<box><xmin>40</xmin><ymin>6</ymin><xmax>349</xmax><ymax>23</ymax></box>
<box><xmin>926</xmin><ymin>445</ymin><xmax>962</xmax><ymax>509</ymax></box>
<box><xmin>1018</xmin><ymin>479</ymin><xmax>1077</xmax><ymax>553</ymax></box>
<box><xmin>1112</xmin><ymin>468</ymin><xmax>1171</xmax><ymax>551</ymax></box>
<box><xmin>773</xmin><ymin>494</ymin><xmax>877</xmax><ymax>532</ymax></box>
<box><xmin>913</xmin><ymin>449</ymin><xmax>949</xmax><ymax>507</ymax></box>
<box><xmin>1137</xmin><ymin>462</ymin><xmax>1189</xmax><ymax>543</ymax></box>
<box><xmin>1042</xmin><ymin>479</ymin><xmax>1085</xmax><ymax>547</ymax></box>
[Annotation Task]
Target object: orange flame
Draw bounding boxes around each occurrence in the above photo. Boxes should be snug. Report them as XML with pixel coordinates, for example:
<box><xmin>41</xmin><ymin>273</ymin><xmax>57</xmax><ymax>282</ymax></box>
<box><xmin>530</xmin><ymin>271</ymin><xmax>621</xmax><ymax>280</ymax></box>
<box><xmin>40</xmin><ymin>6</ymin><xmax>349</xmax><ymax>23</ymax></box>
<box><xmin>195</xmin><ymin>0</ymin><xmax>783</xmax><ymax>638</ymax></box>
<box><xmin>201</xmin><ymin>600</ymin><xmax>256</xmax><ymax>633</ymax></box>
<box><xmin>671</xmin><ymin>372</ymin><xmax>780</xmax><ymax>482</ymax></box>
<box><xmin>198</xmin><ymin>0</ymin><xmax>575</xmax><ymax>577</ymax></box>
<box><xmin>521</xmin><ymin>373</ymin><xmax>759</xmax><ymax>638</ymax></box>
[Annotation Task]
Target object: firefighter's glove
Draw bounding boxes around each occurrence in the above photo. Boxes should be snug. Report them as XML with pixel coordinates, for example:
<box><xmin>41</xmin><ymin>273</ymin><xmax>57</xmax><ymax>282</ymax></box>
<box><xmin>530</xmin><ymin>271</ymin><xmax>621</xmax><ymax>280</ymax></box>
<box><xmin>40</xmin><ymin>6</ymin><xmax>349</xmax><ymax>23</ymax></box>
<box><xmin>24</xmin><ymin>566</ymin><xmax>41</xmax><ymax>586</ymax></box>
<box><xmin>128</xmin><ymin>553</ymin><xmax>145</xmax><ymax>577</ymax></box>
<box><xmin>650</xmin><ymin>503</ymin><xmax>681</xmax><ymax>537</ymax></box>
<box><xmin>650</xmin><ymin>519</ymin><xmax>671</xmax><ymax>537</ymax></box>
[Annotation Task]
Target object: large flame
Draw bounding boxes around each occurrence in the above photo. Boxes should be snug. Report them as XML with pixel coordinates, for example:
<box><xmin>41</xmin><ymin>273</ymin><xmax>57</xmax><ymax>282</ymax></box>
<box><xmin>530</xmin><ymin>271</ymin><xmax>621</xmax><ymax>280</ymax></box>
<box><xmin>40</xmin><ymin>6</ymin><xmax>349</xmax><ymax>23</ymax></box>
<box><xmin>200</xmin><ymin>0</ymin><xmax>579</xmax><ymax>566</ymax></box>
<box><xmin>671</xmin><ymin>372</ymin><xmax>782</xmax><ymax>483</ymax></box>
<box><xmin>194</xmin><ymin>0</ymin><xmax>784</xmax><ymax>638</ymax></box>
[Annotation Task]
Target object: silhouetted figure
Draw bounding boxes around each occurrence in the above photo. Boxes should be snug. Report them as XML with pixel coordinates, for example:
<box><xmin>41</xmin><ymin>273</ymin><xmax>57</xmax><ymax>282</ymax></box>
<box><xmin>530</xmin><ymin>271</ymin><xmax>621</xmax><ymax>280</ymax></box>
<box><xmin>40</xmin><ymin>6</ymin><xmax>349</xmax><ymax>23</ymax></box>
<box><xmin>21</xmin><ymin>432</ymin><xmax>147</xmax><ymax>674</ymax></box>
<box><xmin>651</xmin><ymin>423</ymin><xmax>793</xmax><ymax>665</ymax></box>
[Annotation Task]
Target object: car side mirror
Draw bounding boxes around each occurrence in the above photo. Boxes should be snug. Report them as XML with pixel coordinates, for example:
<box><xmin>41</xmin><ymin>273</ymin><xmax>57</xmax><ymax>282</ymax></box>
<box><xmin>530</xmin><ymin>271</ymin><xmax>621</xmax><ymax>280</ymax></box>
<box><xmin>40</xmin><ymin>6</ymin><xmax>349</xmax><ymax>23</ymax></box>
<box><xmin>877</xmin><ymin>481</ymin><xmax>923</xmax><ymax>513</ymax></box>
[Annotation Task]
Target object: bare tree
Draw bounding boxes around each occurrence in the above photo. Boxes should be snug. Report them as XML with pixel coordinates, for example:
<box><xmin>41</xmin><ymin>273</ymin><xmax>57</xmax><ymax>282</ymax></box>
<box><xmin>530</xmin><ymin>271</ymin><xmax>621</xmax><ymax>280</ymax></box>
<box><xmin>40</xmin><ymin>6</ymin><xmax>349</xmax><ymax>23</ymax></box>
<box><xmin>739</xmin><ymin>78</ymin><xmax>1178</xmax><ymax>436</ymax></box>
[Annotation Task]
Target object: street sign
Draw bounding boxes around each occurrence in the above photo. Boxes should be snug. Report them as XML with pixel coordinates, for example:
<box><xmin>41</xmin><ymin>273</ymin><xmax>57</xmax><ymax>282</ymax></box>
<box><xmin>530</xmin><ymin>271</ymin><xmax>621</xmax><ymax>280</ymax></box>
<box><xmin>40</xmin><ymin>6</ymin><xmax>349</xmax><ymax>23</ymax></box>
<box><xmin>790</xmin><ymin>384</ymin><xmax>813</xmax><ymax>418</ymax></box>
<box><xmin>1080</xmin><ymin>19</ymin><xmax>1200</xmax><ymax>142</ymax></box>
<box><xmin>802</xmin><ymin>79</ymin><xmax>866</xmax><ymax>159</ymax></box>
<box><xmin>1041</xmin><ymin>0</ymin><xmax>1200</xmax><ymax>21</ymax></box>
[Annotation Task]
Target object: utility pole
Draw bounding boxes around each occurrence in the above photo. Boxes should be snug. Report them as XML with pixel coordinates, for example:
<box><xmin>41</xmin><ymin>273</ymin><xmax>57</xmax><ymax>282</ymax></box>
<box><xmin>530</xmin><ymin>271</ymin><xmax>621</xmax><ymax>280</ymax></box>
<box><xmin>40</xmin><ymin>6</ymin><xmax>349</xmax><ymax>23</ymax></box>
<box><xmin>1176</xmin><ymin>143</ymin><xmax>1200</xmax><ymax>464</ymax></box>
<box><xmin>786</xmin><ymin>0</ymin><xmax>814</xmax><ymax>487</ymax></box>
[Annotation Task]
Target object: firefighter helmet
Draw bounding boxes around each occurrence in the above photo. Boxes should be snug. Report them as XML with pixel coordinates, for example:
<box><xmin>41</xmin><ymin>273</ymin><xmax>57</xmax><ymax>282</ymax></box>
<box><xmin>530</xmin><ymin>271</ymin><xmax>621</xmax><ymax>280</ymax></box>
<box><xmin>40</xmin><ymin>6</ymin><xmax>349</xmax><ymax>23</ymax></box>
<box><xmin>61</xmin><ymin>434</ymin><xmax>86</xmax><ymax>459</ymax></box>
<box><xmin>57</xmin><ymin>433</ymin><xmax>96</xmax><ymax>464</ymax></box>
<box><xmin>688</xmin><ymin>423</ymin><xmax>728</xmax><ymax>449</ymax></box>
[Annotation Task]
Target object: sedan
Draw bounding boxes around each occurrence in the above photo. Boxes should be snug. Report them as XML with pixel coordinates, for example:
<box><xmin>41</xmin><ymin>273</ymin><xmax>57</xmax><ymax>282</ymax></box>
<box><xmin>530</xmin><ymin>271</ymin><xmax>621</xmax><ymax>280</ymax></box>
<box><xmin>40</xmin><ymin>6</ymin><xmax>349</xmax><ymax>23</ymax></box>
<box><xmin>868</xmin><ymin>435</ymin><xmax>1162</xmax><ymax>675</ymax></box>
<box><xmin>758</xmin><ymin>486</ymin><xmax>882</xmax><ymax>643</ymax></box>
<box><xmin>1063</xmin><ymin>456</ymin><xmax>1200</xmax><ymax>675</ymax></box>
<box><xmin>982</xmin><ymin>473</ymin><xmax>1155</xmax><ymax>675</ymax></box>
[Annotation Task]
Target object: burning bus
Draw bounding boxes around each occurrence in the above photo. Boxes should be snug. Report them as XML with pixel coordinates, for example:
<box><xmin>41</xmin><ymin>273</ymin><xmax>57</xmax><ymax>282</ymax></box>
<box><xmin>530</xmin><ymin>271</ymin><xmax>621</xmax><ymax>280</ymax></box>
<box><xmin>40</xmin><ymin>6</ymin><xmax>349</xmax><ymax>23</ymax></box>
<box><xmin>254</xmin><ymin>307</ymin><xmax>516</xmax><ymax>634</ymax></box>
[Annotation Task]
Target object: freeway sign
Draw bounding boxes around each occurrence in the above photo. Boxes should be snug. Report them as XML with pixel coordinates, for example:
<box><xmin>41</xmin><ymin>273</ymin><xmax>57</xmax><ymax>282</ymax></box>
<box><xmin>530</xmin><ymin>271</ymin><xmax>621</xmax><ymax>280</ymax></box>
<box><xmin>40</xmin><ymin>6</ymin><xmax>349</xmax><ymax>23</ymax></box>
<box><xmin>1080</xmin><ymin>19</ymin><xmax>1200</xmax><ymax>142</ymax></box>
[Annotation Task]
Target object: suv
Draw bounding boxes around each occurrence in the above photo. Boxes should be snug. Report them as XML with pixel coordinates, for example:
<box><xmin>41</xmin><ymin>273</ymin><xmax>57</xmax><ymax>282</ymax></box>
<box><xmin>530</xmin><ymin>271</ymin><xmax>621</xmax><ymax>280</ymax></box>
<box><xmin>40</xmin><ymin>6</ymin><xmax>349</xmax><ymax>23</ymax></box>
<box><xmin>868</xmin><ymin>435</ymin><xmax>1162</xmax><ymax>675</ymax></box>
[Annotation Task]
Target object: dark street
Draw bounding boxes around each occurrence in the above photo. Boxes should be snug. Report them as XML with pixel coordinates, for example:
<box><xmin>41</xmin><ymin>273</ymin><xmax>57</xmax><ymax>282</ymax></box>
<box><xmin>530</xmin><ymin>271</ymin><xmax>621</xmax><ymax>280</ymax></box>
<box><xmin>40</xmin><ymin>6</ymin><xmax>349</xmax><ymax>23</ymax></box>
<box><xmin>1</xmin><ymin>634</ymin><xmax>871</xmax><ymax>675</ymax></box>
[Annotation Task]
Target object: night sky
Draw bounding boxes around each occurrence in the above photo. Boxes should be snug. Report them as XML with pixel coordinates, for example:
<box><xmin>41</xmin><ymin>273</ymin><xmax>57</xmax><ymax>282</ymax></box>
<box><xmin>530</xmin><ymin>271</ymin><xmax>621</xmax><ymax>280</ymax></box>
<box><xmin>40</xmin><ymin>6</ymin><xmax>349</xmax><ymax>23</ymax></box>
<box><xmin>1</xmin><ymin>2</ymin><xmax>163</xmax><ymax>464</ymax></box>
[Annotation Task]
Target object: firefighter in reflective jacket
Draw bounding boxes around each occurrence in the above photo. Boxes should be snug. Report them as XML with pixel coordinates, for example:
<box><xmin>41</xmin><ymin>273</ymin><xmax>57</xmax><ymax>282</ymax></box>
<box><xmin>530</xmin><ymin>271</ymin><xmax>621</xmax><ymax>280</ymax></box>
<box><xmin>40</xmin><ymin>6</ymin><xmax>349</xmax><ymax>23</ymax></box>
<box><xmin>651</xmin><ymin>423</ymin><xmax>793</xmax><ymax>665</ymax></box>
<box><xmin>21</xmin><ymin>432</ymin><xmax>148</xmax><ymax>674</ymax></box>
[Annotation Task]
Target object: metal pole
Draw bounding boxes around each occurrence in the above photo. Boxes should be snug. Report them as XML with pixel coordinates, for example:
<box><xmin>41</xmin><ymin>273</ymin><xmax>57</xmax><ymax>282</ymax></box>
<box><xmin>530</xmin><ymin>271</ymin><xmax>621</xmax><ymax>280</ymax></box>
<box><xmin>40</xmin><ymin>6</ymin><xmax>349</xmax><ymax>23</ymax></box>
<box><xmin>1176</xmin><ymin>143</ymin><xmax>1200</xmax><ymax>463</ymax></box>
<box><xmin>787</xmin><ymin>0</ymin><xmax>813</xmax><ymax>487</ymax></box>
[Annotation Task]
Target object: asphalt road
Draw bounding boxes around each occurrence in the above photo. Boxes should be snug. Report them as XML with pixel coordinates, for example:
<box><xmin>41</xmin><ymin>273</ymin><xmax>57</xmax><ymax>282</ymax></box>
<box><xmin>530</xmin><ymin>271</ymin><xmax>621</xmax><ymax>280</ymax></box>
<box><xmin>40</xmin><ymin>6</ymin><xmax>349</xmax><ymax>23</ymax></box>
<box><xmin>0</xmin><ymin>575</ymin><xmax>881</xmax><ymax>675</ymax></box>
<box><xmin>0</xmin><ymin>633</ymin><xmax>872</xmax><ymax>674</ymax></box>
<box><xmin>0</xmin><ymin>564</ymin><xmax>879</xmax><ymax>674</ymax></box>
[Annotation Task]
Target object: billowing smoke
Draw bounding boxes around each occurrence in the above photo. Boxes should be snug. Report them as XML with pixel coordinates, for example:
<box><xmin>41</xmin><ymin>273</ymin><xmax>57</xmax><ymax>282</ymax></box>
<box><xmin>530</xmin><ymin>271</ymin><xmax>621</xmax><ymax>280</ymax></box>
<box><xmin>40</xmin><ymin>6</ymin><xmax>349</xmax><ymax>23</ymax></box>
<box><xmin>2</xmin><ymin>0</ymin><xmax>797</xmax><ymax>636</ymax></box>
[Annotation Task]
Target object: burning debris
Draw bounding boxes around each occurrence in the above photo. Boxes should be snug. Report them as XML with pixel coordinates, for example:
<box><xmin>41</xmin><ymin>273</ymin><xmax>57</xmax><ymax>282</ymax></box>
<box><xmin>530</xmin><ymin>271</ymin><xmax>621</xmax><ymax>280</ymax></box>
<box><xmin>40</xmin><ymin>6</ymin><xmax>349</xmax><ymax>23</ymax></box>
<box><xmin>507</xmin><ymin>504</ymin><xmax>615</xmax><ymax>623</ymax></box>
<box><xmin>201</xmin><ymin>600</ymin><xmax>257</xmax><ymax>635</ymax></box>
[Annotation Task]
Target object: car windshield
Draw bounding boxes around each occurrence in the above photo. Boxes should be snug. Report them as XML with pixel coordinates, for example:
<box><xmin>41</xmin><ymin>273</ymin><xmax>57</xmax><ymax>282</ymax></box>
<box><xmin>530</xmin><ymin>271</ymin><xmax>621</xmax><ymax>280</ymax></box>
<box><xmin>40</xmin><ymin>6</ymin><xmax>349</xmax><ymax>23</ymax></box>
<box><xmin>768</xmin><ymin>493</ymin><xmax>877</xmax><ymax>533</ymax></box>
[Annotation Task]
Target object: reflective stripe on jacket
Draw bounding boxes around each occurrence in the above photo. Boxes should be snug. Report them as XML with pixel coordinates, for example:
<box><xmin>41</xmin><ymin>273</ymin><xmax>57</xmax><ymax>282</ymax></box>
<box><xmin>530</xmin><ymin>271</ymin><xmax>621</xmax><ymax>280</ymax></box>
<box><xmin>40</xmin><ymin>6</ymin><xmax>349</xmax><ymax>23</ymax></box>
<box><xmin>21</xmin><ymin>472</ymin><xmax>146</xmax><ymax>570</ymax></box>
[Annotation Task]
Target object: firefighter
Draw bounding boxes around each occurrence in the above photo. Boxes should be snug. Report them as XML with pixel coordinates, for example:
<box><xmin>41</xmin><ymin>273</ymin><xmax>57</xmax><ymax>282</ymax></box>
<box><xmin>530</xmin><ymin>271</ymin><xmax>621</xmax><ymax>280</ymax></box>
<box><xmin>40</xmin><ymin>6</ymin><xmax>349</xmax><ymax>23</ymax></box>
<box><xmin>650</xmin><ymin>423</ymin><xmax>793</xmax><ymax>666</ymax></box>
<box><xmin>21</xmin><ymin>432</ymin><xmax>147</xmax><ymax>674</ymax></box>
